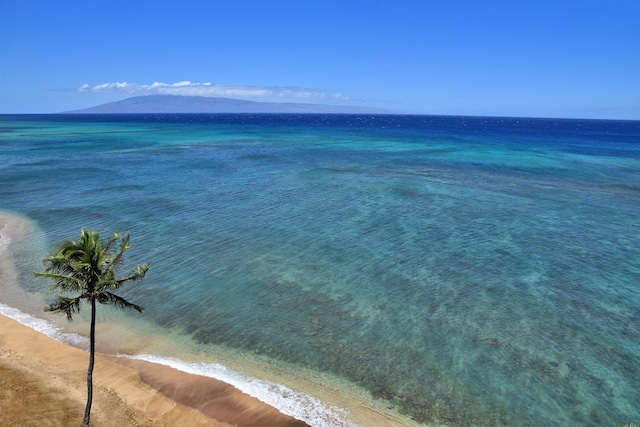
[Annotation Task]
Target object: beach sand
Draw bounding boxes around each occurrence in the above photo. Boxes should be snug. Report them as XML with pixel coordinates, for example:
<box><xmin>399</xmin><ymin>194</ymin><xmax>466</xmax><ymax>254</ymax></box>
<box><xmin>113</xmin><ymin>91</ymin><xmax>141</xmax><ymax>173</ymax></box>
<box><xmin>0</xmin><ymin>211</ymin><xmax>422</xmax><ymax>427</ymax></box>
<box><xmin>0</xmin><ymin>313</ymin><xmax>314</xmax><ymax>427</ymax></box>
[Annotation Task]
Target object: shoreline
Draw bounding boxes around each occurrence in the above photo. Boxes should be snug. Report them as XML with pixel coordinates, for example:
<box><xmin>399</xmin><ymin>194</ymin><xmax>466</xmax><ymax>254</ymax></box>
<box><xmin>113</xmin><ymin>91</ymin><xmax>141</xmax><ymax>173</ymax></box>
<box><xmin>0</xmin><ymin>312</ymin><xmax>308</xmax><ymax>427</ymax></box>
<box><xmin>0</xmin><ymin>211</ymin><xmax>422</xmax><ymax>427</ymax></box>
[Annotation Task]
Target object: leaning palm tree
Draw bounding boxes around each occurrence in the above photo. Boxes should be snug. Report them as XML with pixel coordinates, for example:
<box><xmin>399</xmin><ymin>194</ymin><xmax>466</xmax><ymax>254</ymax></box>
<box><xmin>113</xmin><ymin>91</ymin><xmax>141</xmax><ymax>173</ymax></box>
<box><xmin>35</xmin><ymin>229</ymin><xmax>150</xmax><ymax>427</ymax></box>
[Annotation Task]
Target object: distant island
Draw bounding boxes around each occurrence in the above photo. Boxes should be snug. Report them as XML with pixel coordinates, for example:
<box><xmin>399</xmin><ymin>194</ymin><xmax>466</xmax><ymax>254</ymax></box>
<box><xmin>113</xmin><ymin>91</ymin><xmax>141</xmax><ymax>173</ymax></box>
<box><xmin>64</xmin><ymin>95</ymin><xmax>396</xmax><ymax>114</ymax></box>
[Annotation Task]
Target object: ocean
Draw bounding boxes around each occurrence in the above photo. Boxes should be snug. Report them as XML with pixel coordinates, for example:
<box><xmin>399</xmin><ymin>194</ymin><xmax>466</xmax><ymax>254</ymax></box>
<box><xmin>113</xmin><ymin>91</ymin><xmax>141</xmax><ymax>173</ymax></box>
<box><xmin>0</xmin><ymin>114</ymin><xmax>639</xmax><ymax>426</ymax></box>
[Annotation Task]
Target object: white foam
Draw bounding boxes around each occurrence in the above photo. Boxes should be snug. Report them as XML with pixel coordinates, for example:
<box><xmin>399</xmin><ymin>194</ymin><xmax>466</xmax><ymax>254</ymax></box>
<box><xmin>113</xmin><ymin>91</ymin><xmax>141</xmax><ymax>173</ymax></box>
<box><xmin>0</xmin><ymin>303</ymin><xmax>89</xmax><ymax>348</ymax></box>
<box><xmin>124</xmin><ymin>353</ymin><xmax>359</xmax><ymax>427</ymax></box>
<box><xmin>0</xmin><ymin>231</ymin><xmax>10</xmax><ymax>255</ymax></box>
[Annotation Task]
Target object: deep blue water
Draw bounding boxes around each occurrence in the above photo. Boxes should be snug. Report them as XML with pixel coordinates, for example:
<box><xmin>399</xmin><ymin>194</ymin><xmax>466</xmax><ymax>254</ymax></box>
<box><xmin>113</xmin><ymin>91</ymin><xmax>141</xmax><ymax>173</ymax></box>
<box><xmin>1</xmin><ymin>114</ymin><xmax>639</xmax><ymax>426</ymax></box>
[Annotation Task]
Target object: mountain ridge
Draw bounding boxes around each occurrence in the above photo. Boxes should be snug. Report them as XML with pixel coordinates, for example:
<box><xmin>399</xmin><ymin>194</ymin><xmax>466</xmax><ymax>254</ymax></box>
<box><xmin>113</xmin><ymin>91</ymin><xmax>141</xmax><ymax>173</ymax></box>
<box><xmin>63</xmin><ymin>95</ymin><xmax>396</xmax><ymax>114</ymax></box>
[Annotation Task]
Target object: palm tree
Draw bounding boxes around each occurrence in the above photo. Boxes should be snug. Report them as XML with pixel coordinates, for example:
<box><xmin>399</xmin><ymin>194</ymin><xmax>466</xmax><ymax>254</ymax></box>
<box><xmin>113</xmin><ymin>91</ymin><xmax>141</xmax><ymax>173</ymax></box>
<box><xmin>35</xmin><ymin>229</ymin><xmax>150</xmax><ymax>427</ymax></box>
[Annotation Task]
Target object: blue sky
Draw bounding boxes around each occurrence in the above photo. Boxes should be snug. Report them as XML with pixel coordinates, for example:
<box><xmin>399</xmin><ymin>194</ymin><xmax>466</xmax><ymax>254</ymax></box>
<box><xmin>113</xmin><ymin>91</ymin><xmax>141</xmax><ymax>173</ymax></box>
<box><xmin>1</xmin><ymin>0</ymin><xmax>639</xmax><ymax>119</ymax></box>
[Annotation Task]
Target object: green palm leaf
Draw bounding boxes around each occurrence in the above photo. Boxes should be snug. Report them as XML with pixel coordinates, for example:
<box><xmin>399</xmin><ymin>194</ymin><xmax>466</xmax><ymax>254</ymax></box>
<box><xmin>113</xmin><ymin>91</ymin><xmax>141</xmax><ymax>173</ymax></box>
<box><xmin>45</xmin><ymin>295</ymin><xmax>85</xmax><ymax>320</ymax></box>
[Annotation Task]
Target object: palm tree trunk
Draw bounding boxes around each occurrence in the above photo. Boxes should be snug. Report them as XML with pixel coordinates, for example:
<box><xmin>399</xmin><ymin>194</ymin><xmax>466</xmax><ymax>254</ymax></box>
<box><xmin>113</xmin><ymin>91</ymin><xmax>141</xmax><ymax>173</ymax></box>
<box><xmin>82</xmin><ymin>297</ymin><xmax>96</xmax><ymax>427</ymax></box>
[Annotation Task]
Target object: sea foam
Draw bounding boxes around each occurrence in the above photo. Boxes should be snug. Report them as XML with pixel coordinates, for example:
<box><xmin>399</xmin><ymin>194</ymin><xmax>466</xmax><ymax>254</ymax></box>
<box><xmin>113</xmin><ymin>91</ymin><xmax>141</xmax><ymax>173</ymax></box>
<box><xmin>124</xmin><ymin>354</ymin><xmax>358</xmax><ymax>427</ymax></box>
<box><xmin>0</xmin><ymin>227</ymin><xmax>11</xmax><ymax>254</ymax></box>
<box><xmin>0</xmin><ymin>303</ymin><xmax>90</xmax><ymax>348</ymax></box>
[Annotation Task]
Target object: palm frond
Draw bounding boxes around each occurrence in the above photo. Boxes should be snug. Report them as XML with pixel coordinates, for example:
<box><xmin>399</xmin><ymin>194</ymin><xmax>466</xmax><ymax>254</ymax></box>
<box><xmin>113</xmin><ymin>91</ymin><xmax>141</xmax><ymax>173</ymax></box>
<box><xmin>101</xmin><ymin>231</ymin><xmax>121</xmax><ymax>253</ymax></box>
<box><xmin>35</xmin><ymin>270</ymin><xmax>85</xmax><ymax>292</ymax></box>
<box><xmin>45</xmin><ymin>295</ymin><xmax>86</xmax><ymax>320</ymax></box>
<box><xmin>97</xmin><ymin>291</ymin><xmax>144</xmax><ymax>313</ymax></box>
<box><xmin>107</xmin><ymin>263</ymin><xmax>151</xmax><ymax>290</ymax></box>
<box><xmin>81</xmin><ymin>229</ymin><xmax>103</xmax><ymax>270</ymax></box>
<box><xmin>108</xmin><ymin>233</ymin><xmax>131</xmax><ymax>273</ymax></box>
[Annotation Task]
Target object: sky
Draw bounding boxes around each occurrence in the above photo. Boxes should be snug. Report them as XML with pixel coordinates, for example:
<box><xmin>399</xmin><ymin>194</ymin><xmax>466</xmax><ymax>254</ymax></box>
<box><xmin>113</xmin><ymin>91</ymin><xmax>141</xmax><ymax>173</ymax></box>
<box><xmin>1</xmin><ymin>0</ymin><xmax>639</xmax><ymax>119</ymax></box>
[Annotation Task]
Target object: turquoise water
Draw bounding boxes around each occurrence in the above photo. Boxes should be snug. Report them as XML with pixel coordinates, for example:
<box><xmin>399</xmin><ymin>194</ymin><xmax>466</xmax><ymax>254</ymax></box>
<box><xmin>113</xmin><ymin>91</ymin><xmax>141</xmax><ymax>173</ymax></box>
<box><xmin>1</xmin><ymin>114</ymin><xmax>639</xmax><ymax>426</ymax></box>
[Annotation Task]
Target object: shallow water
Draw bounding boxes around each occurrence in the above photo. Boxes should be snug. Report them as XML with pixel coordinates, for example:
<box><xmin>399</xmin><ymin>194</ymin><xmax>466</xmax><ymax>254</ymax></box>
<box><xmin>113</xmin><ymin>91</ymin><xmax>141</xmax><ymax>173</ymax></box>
<box><xmin>1</xmin><ymin>114</ymin><xmax>639</xmax><ymax>426</ymax></box>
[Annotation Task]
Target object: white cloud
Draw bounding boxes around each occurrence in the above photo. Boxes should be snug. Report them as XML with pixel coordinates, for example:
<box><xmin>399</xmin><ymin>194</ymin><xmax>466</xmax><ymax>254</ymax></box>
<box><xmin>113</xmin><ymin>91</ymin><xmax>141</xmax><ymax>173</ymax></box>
<box><xmin>76</xmin><ymin>81</ymin><xmax>353</xmax><ymax>102</ymax></box>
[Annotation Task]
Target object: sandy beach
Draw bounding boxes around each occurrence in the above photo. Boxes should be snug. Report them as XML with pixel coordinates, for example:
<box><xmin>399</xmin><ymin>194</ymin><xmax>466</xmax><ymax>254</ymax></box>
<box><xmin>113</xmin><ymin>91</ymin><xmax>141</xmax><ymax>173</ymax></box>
<box><xmin>0</xmin><ymin>313</ymin><xmax>313</xmax><ymax>427</ymax></box>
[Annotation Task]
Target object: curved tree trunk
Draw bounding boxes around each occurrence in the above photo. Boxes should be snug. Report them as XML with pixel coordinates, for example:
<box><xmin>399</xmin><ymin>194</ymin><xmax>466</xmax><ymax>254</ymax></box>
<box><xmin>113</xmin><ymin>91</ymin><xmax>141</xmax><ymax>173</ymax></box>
<box><xmin>82</xmin><ymin>297</ymin><xmax>96</xmax><ymax>427</ymax></box>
